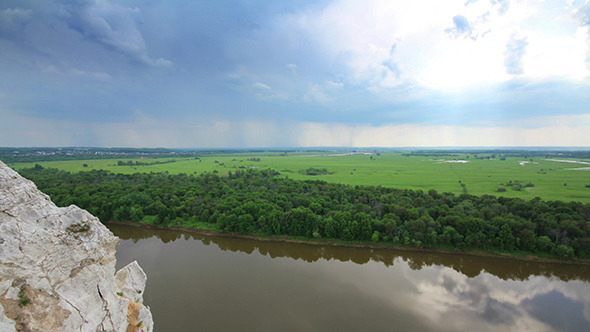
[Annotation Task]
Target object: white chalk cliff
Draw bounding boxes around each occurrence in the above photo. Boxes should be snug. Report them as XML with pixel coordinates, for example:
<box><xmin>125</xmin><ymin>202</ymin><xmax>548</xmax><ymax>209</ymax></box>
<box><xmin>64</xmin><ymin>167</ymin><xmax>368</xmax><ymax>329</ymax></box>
<box><xmin>0</xmin><ymin>161</ymin><xmax>153</xmax><ymax>331</ymax></box>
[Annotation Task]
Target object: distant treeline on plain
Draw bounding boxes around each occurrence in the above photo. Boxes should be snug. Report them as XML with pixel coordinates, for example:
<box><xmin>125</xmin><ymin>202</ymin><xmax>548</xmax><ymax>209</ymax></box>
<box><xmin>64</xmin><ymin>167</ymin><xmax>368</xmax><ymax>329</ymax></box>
<box><xmin>5</xmin><ymin>147</ymin><xmax>590</xmax><ymax>163</ymax></box>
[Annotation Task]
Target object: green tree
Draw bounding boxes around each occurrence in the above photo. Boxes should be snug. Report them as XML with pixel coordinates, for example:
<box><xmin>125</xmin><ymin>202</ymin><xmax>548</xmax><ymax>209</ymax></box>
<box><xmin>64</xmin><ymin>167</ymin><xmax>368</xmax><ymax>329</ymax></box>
<box><xmin>536</xmin><ymin>236</ymin><xmax>554</xmax><ymax>253</ymax></box>
<box><xmin>371</xmin><ymin>231</ymin><xmax>380</xmax><ymax>242</ymax></box>
<box><xmin>554</xmin><ymin>244</ymin><xmax>574</xmax><ymax>258</ymax></box>
<box><xmin>440</xmin><ymin>226</ymin><xmax>464</xmax><ymax>248</ymax></box>
<box><xmin>494</xmin><ymin>224</ymin><xmax>517</xmax><ymax>251</ymax></box>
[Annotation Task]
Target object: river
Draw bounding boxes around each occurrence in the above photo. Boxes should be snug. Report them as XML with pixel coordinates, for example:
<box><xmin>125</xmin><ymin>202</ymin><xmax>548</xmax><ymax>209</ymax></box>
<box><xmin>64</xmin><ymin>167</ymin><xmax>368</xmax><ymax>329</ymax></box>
<box><xmin>109</xmin><ymin>224</ymin><xmax>590</xmax><ymax>332</ymax></box>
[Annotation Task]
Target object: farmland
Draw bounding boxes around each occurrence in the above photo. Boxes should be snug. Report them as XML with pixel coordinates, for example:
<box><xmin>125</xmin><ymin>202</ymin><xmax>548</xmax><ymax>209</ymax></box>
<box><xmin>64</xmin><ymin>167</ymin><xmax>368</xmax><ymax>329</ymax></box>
<box><xmin>9</xmin><ymin>151</ymin><xmax>590</xmax><ymax>203</ymax></box>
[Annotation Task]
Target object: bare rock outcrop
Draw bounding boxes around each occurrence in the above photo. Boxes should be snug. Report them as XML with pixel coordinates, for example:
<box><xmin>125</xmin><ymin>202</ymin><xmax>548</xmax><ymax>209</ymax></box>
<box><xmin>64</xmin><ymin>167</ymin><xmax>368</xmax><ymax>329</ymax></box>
<box><xmin>0</xmin><ymin>161</ymin><xmax>153</xmax><ymax>331</ymax></box>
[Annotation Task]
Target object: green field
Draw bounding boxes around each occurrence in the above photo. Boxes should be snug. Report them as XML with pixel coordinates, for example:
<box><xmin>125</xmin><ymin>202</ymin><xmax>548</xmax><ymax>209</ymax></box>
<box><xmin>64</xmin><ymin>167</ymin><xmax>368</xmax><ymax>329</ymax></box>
<box><xmin>9</xmin><ymin>152</ymin><xmax>590</xmax><ymax>203</ymax></box>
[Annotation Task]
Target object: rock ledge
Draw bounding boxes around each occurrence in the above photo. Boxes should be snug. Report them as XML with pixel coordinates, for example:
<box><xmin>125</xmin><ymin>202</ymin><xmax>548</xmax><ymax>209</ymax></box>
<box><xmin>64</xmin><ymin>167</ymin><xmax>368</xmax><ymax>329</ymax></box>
<box><xmin>0</xmin><ymin>161</ymin><xmax>153</xmax><ymax>331</ymax></box>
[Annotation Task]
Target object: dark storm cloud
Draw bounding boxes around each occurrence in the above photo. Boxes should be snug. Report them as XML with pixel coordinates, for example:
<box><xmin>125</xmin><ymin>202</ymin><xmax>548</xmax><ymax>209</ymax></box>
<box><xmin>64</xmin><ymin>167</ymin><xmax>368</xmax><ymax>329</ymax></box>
<box><xmin>60</xmin><ymin>1</ymin><xmax>170</xmax><ymax>66</ymax></box>
<box><xmin>0</xmin><ymin>0</ymin><xmax>169</xmax><ymax>66</ymax></box>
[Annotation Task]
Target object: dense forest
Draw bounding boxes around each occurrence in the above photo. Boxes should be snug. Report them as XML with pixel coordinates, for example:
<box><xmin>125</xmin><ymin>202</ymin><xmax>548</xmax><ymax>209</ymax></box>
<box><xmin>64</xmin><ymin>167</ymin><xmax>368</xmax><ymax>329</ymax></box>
<box><xmin>20</xmin><ymin>166</ymin><xmax>590</xmax><ymax>259</ymax></box>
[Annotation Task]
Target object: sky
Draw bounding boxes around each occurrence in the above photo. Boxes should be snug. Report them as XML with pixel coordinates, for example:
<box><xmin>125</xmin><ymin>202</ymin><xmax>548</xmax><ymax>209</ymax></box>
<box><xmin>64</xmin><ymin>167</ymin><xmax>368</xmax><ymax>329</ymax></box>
<box><xmin>0</xmin><ymin>0</ymin><xmax>589</xmax><ymax>148</ymax></box>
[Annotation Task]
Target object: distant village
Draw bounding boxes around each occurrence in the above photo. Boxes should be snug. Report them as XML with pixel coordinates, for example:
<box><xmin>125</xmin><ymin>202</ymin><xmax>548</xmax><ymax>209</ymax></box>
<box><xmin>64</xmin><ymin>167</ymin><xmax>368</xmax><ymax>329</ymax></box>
<box><xmin>0</xmin><ymin>147</ymin><xmax>201</xmax><ymax>163</ymax></box>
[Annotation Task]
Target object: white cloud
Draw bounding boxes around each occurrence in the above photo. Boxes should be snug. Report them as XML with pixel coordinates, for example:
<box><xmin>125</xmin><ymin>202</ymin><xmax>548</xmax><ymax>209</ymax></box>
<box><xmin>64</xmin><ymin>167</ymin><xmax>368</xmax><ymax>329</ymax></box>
<box><xmin>287</xmin><ymin>63</ymin><xmax>298</xmax><ymax>75</ymax></box>
<box><xmin>253</xmin><ymin>82</ymin><xmax>272</xmax><ymax>90</ymax></box>
<box><xmin>303</xmin><ymin>80</ymin><xmax>344</xmax><ymax>104</ymax></box>
<box><xmin>504</xmin><ymin>35</ymin><xmax>528</xmax><ymax>75</ymax></box>
<box><xmin>0</xmin><ymin>8</ymin><xmax>33</xmax><ymax>33</ymax></box>
<box><xmin>281</xmin><ymin>0</ymin><xmax>589</xmax><ymax>91</ymax></box>
<box><xmin>228</xmin><ymin>67</ymin><xmax>289</xmax><ymax>100</ymax></box>
<box><xmin>40</xmin><ymin>65</ymin><xmax>111</xmax><ymax>81</ymax></box>
<box><xmin>524</xmin><ymin>25</ymin><xmax>589</xmax><ymax>79</ymax></box>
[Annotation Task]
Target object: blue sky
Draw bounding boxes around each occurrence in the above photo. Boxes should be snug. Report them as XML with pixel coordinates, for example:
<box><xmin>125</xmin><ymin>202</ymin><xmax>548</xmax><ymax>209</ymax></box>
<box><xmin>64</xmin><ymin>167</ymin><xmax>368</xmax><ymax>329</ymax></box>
<box><xmin>0</xmin><ymin>0</ymin><xmax>589</xmax><ymax>148</ymax></box>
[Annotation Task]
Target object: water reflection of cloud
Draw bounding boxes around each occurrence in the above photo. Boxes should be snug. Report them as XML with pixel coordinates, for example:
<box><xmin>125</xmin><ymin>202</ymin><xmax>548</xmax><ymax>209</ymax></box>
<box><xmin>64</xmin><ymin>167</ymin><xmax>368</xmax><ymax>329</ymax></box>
<box><xmin>553</xmin><ymin>280</ymin><xmax>590</xmax><ymax>324</ymax></box>
<box><xmin>344</xmin><ymin>261</ymin><xmax>590</xmax><ymax>332</ymax></box>
<box><xmin>523</xmin><ymin>290</ymin><xmax>589</xmax><ymax>332</ymax></box>
<box><xmin>481</xmin><ymin>298</ymin><xmax>516</xmax><ymax>325</ymax></box>
<box><xmin>409</xmin><ymin>268</ymin><xmax>548</xmax><ymax>331</ymax></box>
<box><xmin>112</xmin><ymin>226</ymin><xmax>590</xmax><ymax>331</ymax></box>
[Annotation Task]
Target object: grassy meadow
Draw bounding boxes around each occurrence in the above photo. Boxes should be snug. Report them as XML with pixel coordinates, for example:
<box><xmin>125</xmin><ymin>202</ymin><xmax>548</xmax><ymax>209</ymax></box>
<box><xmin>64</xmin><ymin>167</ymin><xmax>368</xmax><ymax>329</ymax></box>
<box><xmin>9</xmin><ymin>152</ymin><xmax>590</xmax><ymax>203</ymax></box>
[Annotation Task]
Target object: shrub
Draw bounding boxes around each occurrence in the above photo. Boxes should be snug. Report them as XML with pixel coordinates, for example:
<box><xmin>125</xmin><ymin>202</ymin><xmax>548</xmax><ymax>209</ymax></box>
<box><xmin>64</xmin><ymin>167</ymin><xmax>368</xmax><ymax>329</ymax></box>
<box><xmin>554</xmin><ymin>244</ymin><xmax>574</xmax><ymax>258</ymax></box>
<box><xmin>371</xmin><ymin>231</ymin><xmax>380</xmax><ymax>242</ymax></box>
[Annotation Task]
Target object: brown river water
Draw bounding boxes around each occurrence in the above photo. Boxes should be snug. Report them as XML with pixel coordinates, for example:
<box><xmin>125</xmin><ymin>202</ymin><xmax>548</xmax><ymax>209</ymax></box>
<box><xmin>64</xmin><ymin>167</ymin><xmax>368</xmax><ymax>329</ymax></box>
<box><xmin>109</xmin><ymin>224</ymin><xmax>590</xmax><ymax>332</ymax></box>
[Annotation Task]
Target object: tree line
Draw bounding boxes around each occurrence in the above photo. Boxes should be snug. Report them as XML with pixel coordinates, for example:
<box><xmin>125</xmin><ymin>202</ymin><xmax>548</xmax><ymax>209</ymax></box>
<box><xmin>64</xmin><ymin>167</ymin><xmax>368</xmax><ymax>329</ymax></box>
<box><xmin>19</xmin><ymin>166</ymin><xmax>590</xmax><ymax>259</ymax></box>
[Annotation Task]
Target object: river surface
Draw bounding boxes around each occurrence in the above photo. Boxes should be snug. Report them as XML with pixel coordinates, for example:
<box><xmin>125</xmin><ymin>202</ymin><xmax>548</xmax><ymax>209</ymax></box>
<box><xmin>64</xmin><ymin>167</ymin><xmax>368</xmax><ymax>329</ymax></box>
<box><xmin>109</xmin><ymin>224</ymin><xmax>590</xmax><ymax>332</ymax></box>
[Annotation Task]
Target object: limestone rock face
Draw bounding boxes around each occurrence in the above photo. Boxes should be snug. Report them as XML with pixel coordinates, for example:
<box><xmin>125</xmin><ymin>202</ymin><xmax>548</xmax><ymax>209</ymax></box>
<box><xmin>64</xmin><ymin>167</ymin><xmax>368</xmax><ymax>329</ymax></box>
<box><xmin>0</xmin><ymin>161</ymin><xmax>153</xmax><ymax>331</ymax></box>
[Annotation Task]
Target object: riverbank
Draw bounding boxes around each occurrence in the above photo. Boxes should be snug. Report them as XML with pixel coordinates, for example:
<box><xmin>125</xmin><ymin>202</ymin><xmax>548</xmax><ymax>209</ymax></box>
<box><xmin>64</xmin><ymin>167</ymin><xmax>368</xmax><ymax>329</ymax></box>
<box><xmin>105</xmin><ymin>221</ymin><xmax>590</xmax><ymax>266</ymax></box>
